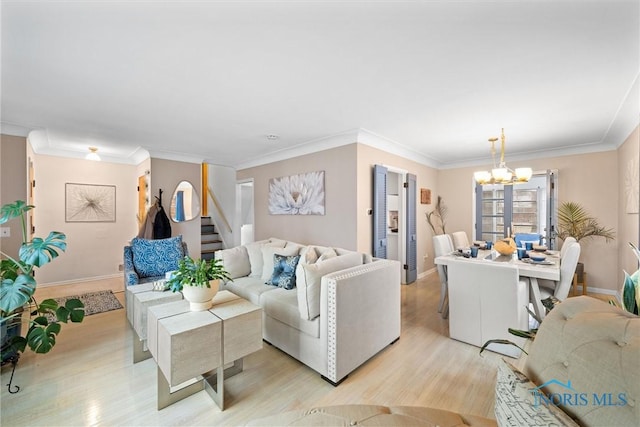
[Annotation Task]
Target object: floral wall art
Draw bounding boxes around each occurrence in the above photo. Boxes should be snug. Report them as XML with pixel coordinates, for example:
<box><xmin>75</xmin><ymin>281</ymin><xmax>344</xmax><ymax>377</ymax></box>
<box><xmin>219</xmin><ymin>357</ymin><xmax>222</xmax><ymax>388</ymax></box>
<box><xmin>268</xmin><ymin>171</ymin><xmax>325</xmax><ymax>215</ymax></box>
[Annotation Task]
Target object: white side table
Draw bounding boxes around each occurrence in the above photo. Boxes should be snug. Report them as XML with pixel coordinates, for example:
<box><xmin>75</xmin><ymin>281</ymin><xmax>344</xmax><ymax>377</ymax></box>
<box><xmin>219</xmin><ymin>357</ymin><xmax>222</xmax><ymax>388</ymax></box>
<box><xmin>126</xmin><ymin>283</ymin><xmax>182</xmax><ymax>363</ymax></box>
<box><xmin>147</xmin><ymin>290</ymin><xmax>262</xmax><ymax>410</ymax></box>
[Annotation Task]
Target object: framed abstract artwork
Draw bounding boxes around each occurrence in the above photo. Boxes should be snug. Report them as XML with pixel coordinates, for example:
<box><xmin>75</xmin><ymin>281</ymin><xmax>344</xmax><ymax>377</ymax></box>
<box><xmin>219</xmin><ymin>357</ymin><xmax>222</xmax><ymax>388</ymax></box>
<box><xmin>65</xmin><ymin>183</ymin><xmax>116</xmax><ymax>222</ymax></box>
<box><xmin>268</xmin><ymin>171</ymin><xmax>325</xmax><ymax>215</ymax></box>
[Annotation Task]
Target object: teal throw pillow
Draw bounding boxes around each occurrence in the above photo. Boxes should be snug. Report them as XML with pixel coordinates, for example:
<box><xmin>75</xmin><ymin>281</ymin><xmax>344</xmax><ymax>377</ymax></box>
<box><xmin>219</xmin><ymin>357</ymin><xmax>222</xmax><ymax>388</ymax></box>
<box><xmin>266</xmin><ymin>254</ymin><xmax>300</xmax><ymax>290</ymax></box>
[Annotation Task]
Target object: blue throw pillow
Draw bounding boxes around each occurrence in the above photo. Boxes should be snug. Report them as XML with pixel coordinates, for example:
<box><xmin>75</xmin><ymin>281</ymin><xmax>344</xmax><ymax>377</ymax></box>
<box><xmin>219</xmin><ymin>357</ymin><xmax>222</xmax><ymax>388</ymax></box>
<box><xmin>131</xmin><ymin>236</ymin><xmax>184</xmax><ymax>278</ymax></box>
<box><xmin>266</xmin><ymin>254</ymin><xmax>300</xmax><ymax>290</ymax></box>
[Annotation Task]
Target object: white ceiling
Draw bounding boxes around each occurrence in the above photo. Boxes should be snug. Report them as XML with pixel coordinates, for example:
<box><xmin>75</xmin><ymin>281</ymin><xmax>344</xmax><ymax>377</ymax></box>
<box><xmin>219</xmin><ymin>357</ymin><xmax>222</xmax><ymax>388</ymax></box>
<box><xmin>2</xmin><ymin>1</ymin><xmax>639</xmax><ymax>169</ymax></box>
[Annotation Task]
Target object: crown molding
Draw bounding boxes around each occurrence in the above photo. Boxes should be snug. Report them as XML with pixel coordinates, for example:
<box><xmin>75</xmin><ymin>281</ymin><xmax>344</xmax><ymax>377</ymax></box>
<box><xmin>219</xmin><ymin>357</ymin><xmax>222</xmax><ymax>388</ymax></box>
<box><xmin>438</xmin><ymin>140</ymin><xmax>619</xmax><ymax>170</ymax></box>
<box><xmin>602</xmin><ymin>71</ymin><xmax>640</xmax><ymax>148</ymax></box>
<box><xmin>146</xmin><ymin>148</ymin><xmax>204</xmax><ymax>165</ymax></box>
<box><xmin>27</xmin><ymin>129</ymin><xmax>151</xmax><ymax>165</ymax></box>
<box><xmin>0</xmin><ymin>122</ymin><xmax>31</xmax><ymax>137</ymax></box>
<box><xmin>234</xmin><ymin>128</ymin><xmax>444</xmax><ymax>171</ymax></box>
<box><xmin>355</xmin><ymin>128</ymin><xmax>441</xmax><ymax>168</ymax></box>
<box><xmin>234</xmin><ymin>129</ymin><xmax>360</xmax><ymax>170</ymax></box>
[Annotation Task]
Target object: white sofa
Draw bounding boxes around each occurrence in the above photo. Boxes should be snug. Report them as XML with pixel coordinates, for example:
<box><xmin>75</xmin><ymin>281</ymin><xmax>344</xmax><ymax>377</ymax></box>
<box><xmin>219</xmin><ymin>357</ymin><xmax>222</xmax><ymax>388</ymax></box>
<box><xmin>215</xmin><ymin>238</ymin><xmax>401</xmax><ymax>385</ymax></box>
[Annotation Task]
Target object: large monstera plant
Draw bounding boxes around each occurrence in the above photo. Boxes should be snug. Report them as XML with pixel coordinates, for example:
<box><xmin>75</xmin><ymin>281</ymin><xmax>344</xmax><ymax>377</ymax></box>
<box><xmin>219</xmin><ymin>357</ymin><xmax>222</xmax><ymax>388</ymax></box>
<box><xmin>1</xmin><ymin>200</ymin><xmax>84</xmax><ymax>360</ymax></box>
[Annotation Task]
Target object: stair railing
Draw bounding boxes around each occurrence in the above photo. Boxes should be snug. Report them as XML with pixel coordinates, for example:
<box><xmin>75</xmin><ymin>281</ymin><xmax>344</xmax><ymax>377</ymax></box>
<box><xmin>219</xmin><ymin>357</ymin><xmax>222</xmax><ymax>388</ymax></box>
<box><xmin>206</xmin><ymin>186</ymin><xmax>232</xmax><ymax>234</ymax></box>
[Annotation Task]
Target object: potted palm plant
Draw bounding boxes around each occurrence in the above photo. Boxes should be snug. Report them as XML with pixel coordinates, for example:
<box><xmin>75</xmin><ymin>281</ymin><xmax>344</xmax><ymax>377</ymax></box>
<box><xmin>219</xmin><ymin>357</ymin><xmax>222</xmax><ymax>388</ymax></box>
<box><xmin>167</xmin><ymin>256</ymin><xmax>231</xmax><ymax>311</ymax></box>
<box><xmin>556</xmin><ymin>202</ymin><xmax>616</xmax><ymax>243</ymax></box>
<box><xmin>1</xmin><ymin>200</ymin><xmax>85</xmax><ymax>392</ymax></box>
<box><xmin>556</xmin><ymin>201</ymin><xmax>615</xmax><ymax>281</ymax></box>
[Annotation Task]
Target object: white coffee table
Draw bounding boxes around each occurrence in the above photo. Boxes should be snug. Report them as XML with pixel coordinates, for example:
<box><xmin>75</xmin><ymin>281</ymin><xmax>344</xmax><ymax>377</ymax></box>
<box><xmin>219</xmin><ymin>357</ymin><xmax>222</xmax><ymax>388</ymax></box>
<box><xmin>126</xmin><ymin>282</ymin><xmax>183</xmax><ymax>363</ymax></box>
<box><xmin>147</xmin><ymin>290</ymin><xmax>262</xmax><ymax>410</ymax></box>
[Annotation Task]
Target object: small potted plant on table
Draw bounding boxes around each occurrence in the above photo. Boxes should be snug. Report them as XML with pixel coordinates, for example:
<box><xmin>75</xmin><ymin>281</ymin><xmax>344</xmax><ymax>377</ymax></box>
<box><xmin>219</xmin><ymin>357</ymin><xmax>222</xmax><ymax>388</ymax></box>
<box><xmin>167</xmin><ymin>256</ymin><xmax>231</xmax><ymax>311</ymax></box>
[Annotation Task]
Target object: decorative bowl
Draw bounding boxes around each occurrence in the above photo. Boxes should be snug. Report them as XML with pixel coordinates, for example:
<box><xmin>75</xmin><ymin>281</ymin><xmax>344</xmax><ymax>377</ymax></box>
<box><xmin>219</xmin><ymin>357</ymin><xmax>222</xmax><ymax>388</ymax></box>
<box><xmin>532</xmin><ymin>245</ymin><xmax>548</xmax><ymax>252</ymax></box>
<box><xmin>529</xmin><ymin>254</ymin><xmax>547</xmax><ymax>262</ymax></box>
<box><xmin>494</xmin><ymin>238</ymin><xmax>517</xmax><ymax>256</ymax></box>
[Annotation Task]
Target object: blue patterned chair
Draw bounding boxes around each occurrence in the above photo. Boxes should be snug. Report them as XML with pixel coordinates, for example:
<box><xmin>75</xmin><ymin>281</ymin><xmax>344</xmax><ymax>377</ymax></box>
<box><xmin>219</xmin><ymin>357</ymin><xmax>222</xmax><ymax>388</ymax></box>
<box><xmin>123</xmin><ymin>236</ymin><xmax>188</xmax><ymax>286</ymax></box>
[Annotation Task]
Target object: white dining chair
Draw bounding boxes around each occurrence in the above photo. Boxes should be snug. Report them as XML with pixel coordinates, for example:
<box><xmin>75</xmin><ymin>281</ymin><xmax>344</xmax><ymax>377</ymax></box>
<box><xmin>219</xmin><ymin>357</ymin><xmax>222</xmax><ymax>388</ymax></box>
<box><xmin>451</xmin><ymin>231</ymin><xmax>470</xmax><ymax>250</ymax></box>
<box><xmin>433</xmin><ymin>234</ymin><xmax>454</xmax><ymax>319</ymax></box>
<box><xmin>560</xmin><ymin>236</ymin><xmax>577</xmax><ymax>257</ymax></box>
<box><xmin>447</xmin><ymin>259</ymin><xmax>529</xmax><ymax>357</ymax></box>
<box><xmin>531</xmin><ymin>241</ymin><xmax>581</xmax><ymax>319</ymax></box>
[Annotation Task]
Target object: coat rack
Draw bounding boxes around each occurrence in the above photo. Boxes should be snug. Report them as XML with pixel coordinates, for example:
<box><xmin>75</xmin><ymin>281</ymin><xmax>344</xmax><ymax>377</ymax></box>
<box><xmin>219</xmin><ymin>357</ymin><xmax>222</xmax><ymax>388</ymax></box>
<box><xmin>155</xmin><ymin>189</ymin><xmax>163</xmax><ymax>207</ymax></box>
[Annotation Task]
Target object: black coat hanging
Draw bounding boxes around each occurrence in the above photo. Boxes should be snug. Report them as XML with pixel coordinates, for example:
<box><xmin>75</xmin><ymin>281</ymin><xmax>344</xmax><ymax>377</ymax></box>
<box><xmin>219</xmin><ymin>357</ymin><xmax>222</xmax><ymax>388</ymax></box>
<box><xmin>153</xmin><ymin>189</ymin><xmax>172</xmax><ymax>239</ymax></box>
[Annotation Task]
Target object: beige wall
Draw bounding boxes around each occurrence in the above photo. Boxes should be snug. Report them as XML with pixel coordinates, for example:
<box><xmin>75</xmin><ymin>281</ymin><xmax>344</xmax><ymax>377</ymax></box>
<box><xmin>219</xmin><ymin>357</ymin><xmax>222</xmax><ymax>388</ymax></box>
<box><xmin>237</xmin><ymin>143</ymin><xmax>439</xmax><ymax>277</ymax></box>
<box><xmin>618</xmin><ymin>126</ymin><xmax>640</xmax><ymax>286</ymax></box>
<box><xmin>237</xmin><ymin>145</ymin><xmax>358</xmax><ymax>249</ymax></box>
<box><xmin>31</xmin><ymin>154</ymin><xmax>138</xmax><ymax>284</ymax></box>
<box><xmin>0</xmin><ymin>134</ymin><xmax>28</xmax><ymax>259</ymax></box>
<box><xmin>12</xmin><ymin>152</ymin><xmax>201</xmax><ymax>284</ymax></box>
<box><xmin>439</xmin><ymin>150</ymin><xmax>620</xmax><ymax>292</ymax></box>
<box><xmin>149</xmin><ymin>158</ymin><xmax>201</xmax><ymax>258</ymax></box>
<box><xmin>2</xmin><ymin>142</ymin><xmax>206</xmax><ymax>285</ymax></box>
<box><xmin>356</xmin><ymin>143</ymin><xmax>439</xmax><ymax>275</ymax></box>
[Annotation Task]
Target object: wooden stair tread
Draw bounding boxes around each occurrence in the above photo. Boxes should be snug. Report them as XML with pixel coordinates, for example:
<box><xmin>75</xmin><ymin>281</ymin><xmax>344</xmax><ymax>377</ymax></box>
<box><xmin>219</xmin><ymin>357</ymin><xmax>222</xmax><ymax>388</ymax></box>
<box><xmin>201</xmin><ymin>248</ymin><xmax>221</xmax><ymax>254</ymax></box>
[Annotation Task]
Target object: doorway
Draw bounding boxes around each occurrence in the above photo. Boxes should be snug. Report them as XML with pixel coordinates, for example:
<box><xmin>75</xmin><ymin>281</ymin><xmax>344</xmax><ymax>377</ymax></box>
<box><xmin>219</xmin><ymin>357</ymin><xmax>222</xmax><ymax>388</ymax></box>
<box><xmin>372</xmin><ymin>164</ymin><xmax>417</xmax><ymax>284</ymax></box>
<box><xmin>236</xmin><ymin>179</ymin><xmax>254</xmax><ymax>246</ymax></box>
<box><xmin>386</xmin><ymin>169</ymin><xmax>405</xmax><ymax>266</ymax></box>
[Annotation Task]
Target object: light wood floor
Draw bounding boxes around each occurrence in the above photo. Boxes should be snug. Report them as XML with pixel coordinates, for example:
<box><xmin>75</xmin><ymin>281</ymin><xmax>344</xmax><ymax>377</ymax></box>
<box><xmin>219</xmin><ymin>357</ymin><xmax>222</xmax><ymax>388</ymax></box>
<box><xmin>1</xmin><ymin>273</ymin><xmax>597</xmax><ymax>426</ymax></box>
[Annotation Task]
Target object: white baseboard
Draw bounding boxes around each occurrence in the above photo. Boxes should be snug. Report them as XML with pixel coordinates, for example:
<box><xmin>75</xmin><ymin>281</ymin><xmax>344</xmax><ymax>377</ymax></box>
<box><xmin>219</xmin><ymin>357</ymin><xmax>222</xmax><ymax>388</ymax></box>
<box><xmin>418</xmin><ymin>267</ymin><xmax>437</xmax><ymax>280</ymax></box>
<box><xmin>38</xmin><ymin>273</ymin><xmax>122</xmax><ymax>288</ymax></box>
<box><xmin>579</xmin><ymin>285</ymin><xmax>618</xmax><ymax>296</ymax></box>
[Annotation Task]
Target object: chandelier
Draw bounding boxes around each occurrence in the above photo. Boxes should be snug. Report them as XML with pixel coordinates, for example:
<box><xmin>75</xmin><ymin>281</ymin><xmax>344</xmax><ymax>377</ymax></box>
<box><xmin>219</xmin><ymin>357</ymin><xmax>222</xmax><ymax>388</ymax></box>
<box><xmin>473</xmin><ymin>128</ymin><xmax>532</xmax><ymax>185</ymax></box>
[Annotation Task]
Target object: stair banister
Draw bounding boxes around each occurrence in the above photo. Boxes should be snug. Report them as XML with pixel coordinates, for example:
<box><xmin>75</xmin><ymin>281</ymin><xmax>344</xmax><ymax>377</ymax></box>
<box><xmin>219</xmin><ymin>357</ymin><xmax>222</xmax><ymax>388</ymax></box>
<box><xmin>206</xmin><ymin>186</ymin><xmax>232</xmax><ymax>233</ymax></box>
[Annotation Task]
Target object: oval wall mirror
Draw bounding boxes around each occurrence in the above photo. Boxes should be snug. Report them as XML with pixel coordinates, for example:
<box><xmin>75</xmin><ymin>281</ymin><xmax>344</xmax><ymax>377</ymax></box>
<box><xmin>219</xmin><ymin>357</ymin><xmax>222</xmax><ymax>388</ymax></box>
<box><xmin>170</xmin><ymin>180</ymin><xmax>201</xmax><ymax>222</ymax></box>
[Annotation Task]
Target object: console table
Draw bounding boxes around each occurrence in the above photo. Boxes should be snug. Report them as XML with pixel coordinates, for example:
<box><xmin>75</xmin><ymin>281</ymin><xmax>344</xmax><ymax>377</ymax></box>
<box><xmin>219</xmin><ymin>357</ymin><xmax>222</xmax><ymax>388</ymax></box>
<box><xmin>147</xmin><ymin>290</ymin><xmax>262</xmax><ymax>410</ymax></box>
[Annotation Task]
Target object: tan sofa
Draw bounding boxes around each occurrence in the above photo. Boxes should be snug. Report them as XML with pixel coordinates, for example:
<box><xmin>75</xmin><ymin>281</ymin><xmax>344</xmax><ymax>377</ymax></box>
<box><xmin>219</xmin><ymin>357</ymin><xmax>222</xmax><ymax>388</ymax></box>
<box><xmin>215</xmin><ymin>238</ymin><xmax>401</xmax><ymax>385</ymax></box>
<box><xmin>247</xmin><ymin>296</ymin><xmax>640</xmax><ymax>426</ymax></box>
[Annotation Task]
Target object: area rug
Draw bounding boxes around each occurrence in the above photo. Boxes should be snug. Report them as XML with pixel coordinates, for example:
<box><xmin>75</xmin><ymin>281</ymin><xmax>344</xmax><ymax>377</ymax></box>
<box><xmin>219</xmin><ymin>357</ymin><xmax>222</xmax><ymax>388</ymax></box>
<box><xmin>45</xmin><ymin>290</ymin><xmax>123</xmax><ymax>321</ymax></box>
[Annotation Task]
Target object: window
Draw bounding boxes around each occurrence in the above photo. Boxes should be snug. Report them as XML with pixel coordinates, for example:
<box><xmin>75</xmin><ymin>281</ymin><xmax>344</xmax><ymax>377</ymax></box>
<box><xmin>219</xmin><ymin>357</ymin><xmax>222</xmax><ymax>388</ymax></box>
<box><xmin>475</xmin><ymin>171</ymin><xmax>558</xmax><ymax>248</ymax></box>
<box><xmin>478</xmin><ymin>185</ymin><xmax>510</xmax><ymax>242</ymax></box>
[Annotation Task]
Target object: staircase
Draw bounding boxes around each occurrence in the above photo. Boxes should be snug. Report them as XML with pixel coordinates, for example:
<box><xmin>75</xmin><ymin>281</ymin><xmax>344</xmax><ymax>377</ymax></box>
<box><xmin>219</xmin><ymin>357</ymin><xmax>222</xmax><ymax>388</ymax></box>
<box><xmin>201</xmin><ymin>216</ymin><xmax>223</xmax><ymax>260</ymax></box>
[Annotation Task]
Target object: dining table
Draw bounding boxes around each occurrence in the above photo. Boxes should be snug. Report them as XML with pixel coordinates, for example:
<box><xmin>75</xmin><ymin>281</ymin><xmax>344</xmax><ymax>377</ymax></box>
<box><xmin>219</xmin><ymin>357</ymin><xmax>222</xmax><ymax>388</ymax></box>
<box><xmin>434</xmin><ymin>248</ymin><xmax>561</xmax><ymax>326</ymax></box>
<box><xmin>434</xmin><ymin>249</ymin><xmax>560</xmax><ymax>357</ymax></box>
